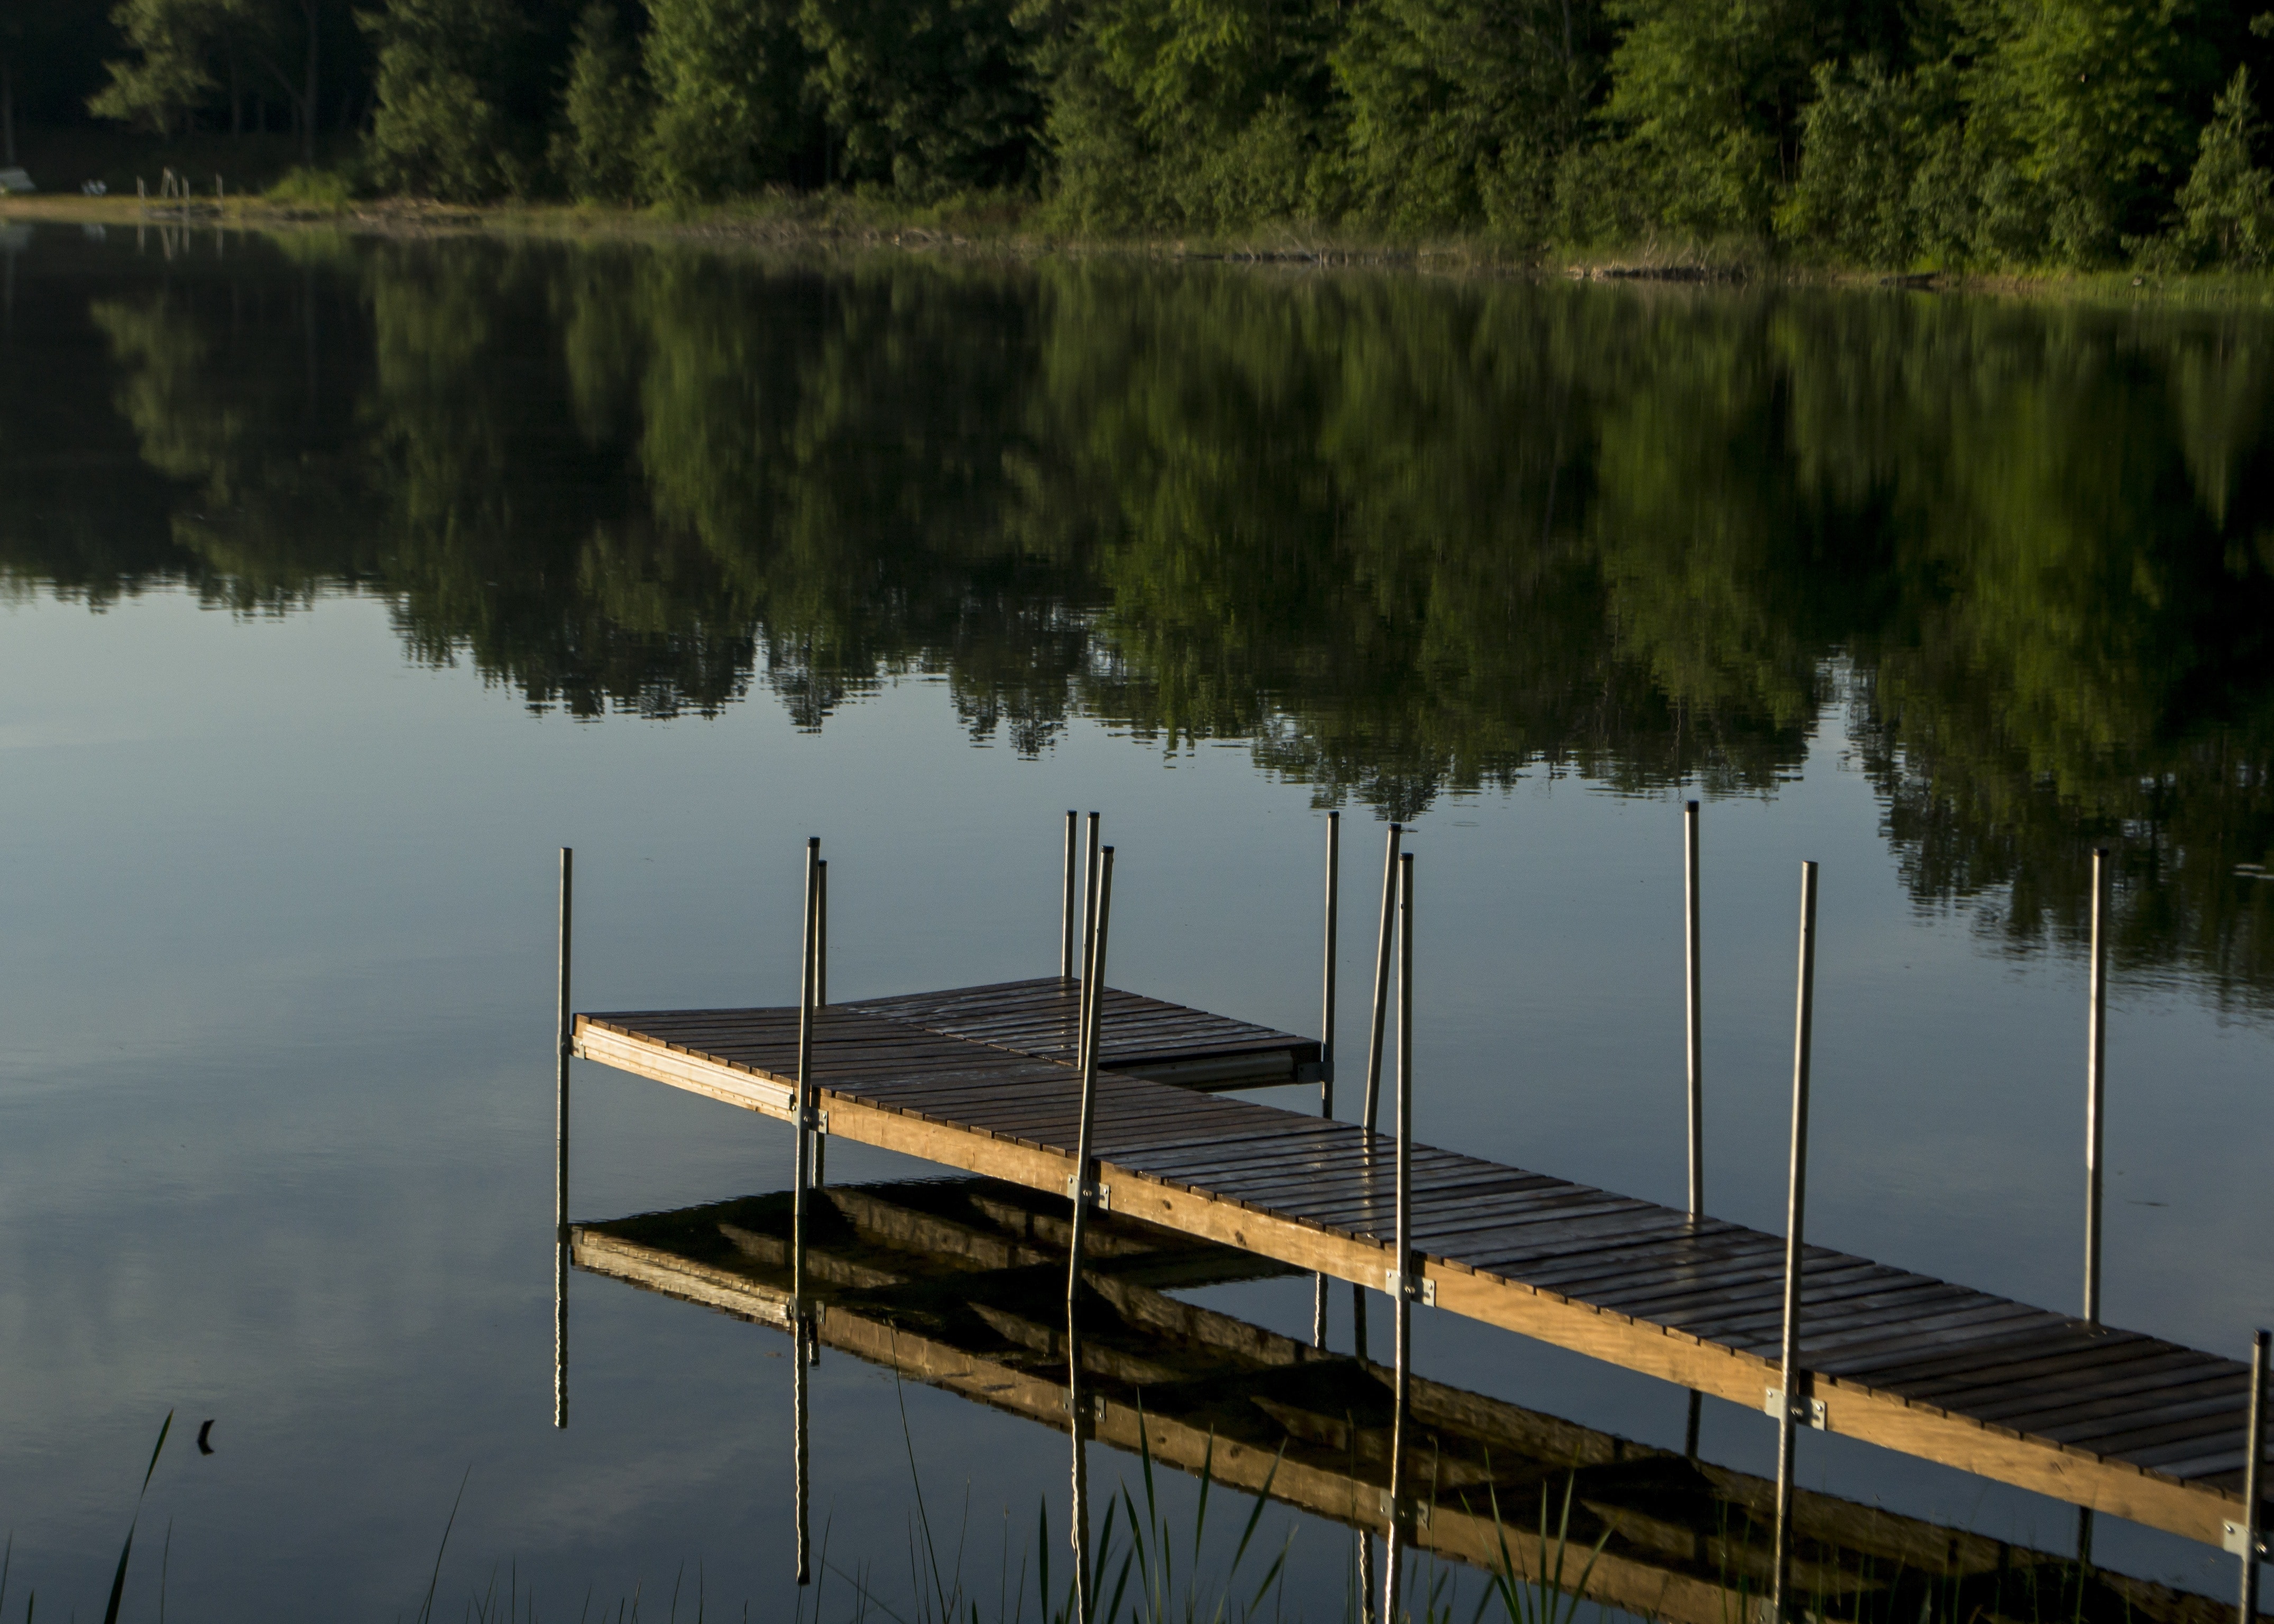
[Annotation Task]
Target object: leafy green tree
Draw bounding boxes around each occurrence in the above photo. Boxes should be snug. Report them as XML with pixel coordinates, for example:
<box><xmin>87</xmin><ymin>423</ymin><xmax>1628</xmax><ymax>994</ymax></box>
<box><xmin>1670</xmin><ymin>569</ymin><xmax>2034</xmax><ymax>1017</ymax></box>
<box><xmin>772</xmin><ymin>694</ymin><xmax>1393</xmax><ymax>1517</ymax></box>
<box><xmin>1037</xmin><ymin>0</ymin><xmax>1348</xmax><ymax>231</ymax></box>
<box><xmin>1594</xmin><ymin>0</ymin><xmax>1818</xmax><ymax>237</ymax></box>
<box><xmin>2161</xmin><ymin>65</ymin><xmax>2274</xmax><ymax>266</ymax></box>
<box><xmin>639</xmin><ymin>0</ymin><xmax>813</xmax><ymax>201</ymax></box>
<box><xmin>797</xmin><ymin>0</ymin><xmax>1042</xmax><ymax>195</ymax></box>
<box><xmin>1333</xmin><ymin>0</ymin><xmax>1604</xmax><ymax>236</ymax></box>
<box><xmin>1962</xmin><ymin>0</ymin><xmax>2197</xmax><ymax>263</ymax></box>
<box><xmin>362</xmin><ymin>0</ymin><xmax>528</xmax><ymax>199</ymax></box>
<box><xmin>88</xmin><ymin>0</ymin><xmax>245</xmax><ymax>135</ymax></box>
<box><xmin>554</xmin><ymin>2</ymin><xmax>650</xmax><ymax>201</ymax></box>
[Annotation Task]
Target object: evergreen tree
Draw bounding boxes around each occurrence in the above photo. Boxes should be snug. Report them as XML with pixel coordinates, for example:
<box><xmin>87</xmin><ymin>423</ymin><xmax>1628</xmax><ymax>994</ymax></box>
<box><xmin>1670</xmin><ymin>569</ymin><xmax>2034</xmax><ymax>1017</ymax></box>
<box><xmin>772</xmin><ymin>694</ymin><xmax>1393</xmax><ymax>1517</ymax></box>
<box><xmin>2166</xmin><ymin>64</ymin><xmax>2274</xmax><ymax>266</ymax></box>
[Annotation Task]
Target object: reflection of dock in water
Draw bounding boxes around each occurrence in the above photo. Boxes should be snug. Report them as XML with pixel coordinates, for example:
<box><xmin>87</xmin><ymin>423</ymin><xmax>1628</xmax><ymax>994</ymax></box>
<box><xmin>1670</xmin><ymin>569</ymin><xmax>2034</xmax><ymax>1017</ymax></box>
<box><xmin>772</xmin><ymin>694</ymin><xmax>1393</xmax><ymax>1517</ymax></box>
<box><xmin>574</xmin><ymin>1176</ymin><xmax>2247</xmax><ymax>1624</ymax></box>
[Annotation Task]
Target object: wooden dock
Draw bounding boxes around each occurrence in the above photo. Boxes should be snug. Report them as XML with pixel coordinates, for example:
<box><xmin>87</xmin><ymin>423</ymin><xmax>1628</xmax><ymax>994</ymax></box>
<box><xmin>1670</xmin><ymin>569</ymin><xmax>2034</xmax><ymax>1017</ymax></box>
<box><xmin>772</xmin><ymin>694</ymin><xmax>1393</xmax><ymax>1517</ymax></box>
<box><xmin>572</xmin><ymin>1175</ymin><xmax>2251</xmax><ymax>1624</ymax></box>
<box><xmin>572</xmin><ymin>979</ymin><xmax>2271</xmax><ymax>1551</ymax></box>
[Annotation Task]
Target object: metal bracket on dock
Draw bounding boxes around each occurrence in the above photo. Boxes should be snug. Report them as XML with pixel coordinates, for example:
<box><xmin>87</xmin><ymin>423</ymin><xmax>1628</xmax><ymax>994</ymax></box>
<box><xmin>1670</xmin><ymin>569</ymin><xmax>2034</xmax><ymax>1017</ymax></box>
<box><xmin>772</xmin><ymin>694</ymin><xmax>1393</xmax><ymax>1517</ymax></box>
<box><xmin>1377</xmin><ymin>1490</ymin><xmax>1433</xmax><ymax>1528</ymax></box>
<box><xmin>2222</xmin><ymin>1520</ymin><xmax>2269</xmax><ymax>1557</ymax></box>
<box><xmin>1295</xmin><ymin>1060</ymin><xmax>1330</xmax><ymax>1085</ymax></box>
<box><xmin>798</xmin><ymin>1107</ymin><xmax>828</xmax><ymax>1133</ymax></box>
<box><xmin>1384</xmin><ymin>1269</ymin><xmax>1437</xmax><ymax>1306</ymax></box>
<box><xmin>1764</xmin><ymin>1389</ymin><xmax>1828</xmax><ymax>1430</ymax></box>
<box><xmin>1066</xmin><ymin>1177</ymin><xmax>1111</xmax><ymax>1211</ymax></box>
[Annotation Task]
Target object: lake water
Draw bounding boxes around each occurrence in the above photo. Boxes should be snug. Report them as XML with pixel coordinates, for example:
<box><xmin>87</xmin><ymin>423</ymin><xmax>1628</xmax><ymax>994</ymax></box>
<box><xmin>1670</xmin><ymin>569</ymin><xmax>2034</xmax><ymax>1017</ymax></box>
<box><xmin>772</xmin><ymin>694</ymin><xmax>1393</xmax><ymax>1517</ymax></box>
<box><xmin>1</xmin><ymin>223</ymin><xmax>2270</xmax><ymax>1620</ymax></box>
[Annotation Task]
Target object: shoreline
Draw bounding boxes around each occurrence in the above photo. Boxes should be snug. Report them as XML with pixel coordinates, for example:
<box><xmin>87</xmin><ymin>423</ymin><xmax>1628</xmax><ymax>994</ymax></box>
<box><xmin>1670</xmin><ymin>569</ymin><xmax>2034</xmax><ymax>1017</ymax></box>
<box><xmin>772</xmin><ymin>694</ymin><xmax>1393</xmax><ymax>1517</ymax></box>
<box><xmin>10</xmin><ymin>190</ymin><xmax>2274</xmax><ymax>306</ymax></box>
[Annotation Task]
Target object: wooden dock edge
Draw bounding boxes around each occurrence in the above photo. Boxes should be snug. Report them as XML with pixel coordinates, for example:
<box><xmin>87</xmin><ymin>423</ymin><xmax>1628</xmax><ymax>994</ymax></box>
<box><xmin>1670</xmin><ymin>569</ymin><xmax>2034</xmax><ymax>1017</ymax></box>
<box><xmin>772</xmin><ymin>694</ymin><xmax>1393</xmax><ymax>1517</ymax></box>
<box><xmin>572</xmin><ymin>1020</ymin><xmax>2244</xmax><ymax>1547</ymax></box>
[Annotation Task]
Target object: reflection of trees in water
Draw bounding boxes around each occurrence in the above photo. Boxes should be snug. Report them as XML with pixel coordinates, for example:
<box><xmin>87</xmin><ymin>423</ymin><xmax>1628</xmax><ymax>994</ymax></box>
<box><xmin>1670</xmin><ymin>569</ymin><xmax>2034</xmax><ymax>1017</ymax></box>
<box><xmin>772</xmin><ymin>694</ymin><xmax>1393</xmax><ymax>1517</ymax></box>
<box><xmin>4</xmin><ymin>238</ymin><xmax>2271</xmax><ymax>1007</ymax></box>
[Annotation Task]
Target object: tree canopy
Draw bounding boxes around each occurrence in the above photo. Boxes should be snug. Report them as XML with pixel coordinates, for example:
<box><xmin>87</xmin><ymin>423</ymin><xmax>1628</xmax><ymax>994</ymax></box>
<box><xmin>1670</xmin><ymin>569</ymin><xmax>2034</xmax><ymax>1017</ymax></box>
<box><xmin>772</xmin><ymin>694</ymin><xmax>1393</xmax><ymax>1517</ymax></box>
<box><xmin>19</xmin><ymin>0</ymin><xmax>2268</xmax><ymax>264</ymax></box>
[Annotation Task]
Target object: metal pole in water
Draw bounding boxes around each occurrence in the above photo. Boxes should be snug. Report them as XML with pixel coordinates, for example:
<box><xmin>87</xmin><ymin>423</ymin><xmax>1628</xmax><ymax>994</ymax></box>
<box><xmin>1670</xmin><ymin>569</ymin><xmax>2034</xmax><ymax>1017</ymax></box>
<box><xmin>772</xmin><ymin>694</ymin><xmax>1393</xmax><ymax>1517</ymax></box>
<box><xmin>1066</xmin><ymin>847</ymin><xmax>1115</xmax><ymax>1303</ymax></box>
<box><xmin>813</xmin><ymin>857</ymin><xmax>829</xmax><ymax>1189</ymax></box>
<box><xmin>1321</xmin><ymin>809</ymin><xmax>1341</xmax><ymax>1117</ymax></box>
<box><xmin>1061</xmin><ymin>810</ymin><xmax>1078</xmax><ymax>980</ymax></box>
<box><xmin>1771</xmin><ymin>860</ymin><xmax>1819</xmax><ymax>1624</ymax></box>
<box><xmin>1074</xmin><ymin>813</ymin><xmax>1100</xmax><ymax>1060</ymax></box>
<box><xmin>1066</xmin><ymin>840</ymin><xmax>1111</xmax><ymax>1624</ymax></box>
<box><xmin>1684</xmin><ymin>800</ymin><xmax>1704</xmax><ymax>1219</ymax></box>
<box><xmin>1360</xmin><ymin>823</ymin><xmax>1403</xmax><ymax>1139</ymax></box>
<box><xmin>1315</xmin><ymin>810</ymin><xmax>1340</xmax><ymax>1349</ymax></box>
<box><xmin>2086</xmin><ymin>846</ymin><xmax>2109</xmax><ymax>1325</ymax></box>
<box><xmin>791</xmin><ymin>838</ymin><xmax>820</xmax><ymax>1313</ymax></box>
<box><xmin>2243</xmin><ymin>1328</ymin><xmax>2268</xmax><ymax>1624</ymax></box>
<box><xmin>555</xmin><ymin>846</ymin><xmax>572</xmax><ymax>1431</ymax></box>
<box><xmin>790</xmin><ymin>836</ymin><xmax>821</xmax><ymax>1586</ymax></box>
<box><xmin>1382</xmin><ymin>851</ymin><xmax>1415</xmax><ymax>1624</ymax></box>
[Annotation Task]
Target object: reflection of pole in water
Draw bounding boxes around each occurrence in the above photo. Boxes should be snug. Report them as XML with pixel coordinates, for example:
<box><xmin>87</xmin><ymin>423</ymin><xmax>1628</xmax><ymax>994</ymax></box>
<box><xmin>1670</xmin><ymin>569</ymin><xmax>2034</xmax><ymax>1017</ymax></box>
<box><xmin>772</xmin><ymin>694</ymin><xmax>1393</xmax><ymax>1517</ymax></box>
<box><xmin>1314</xmin><ymin>811</ymin><xmax>1339</xmax><ymax>1349</ymax></box>
<box><xmin>793</xmin><ymin>1311</ymin><xmax>811</xmax><ymax>1585</ymax></box>
<box><xmin>555</xmin><ymin>847</ymin><xmax>573</xmax><ymax>1429</ymax></box>
<box><xmin>1382</xmin><ymin>851</ymin><xmax>1415</xmax><ymax>1624</ymax></box>
<box><xmin>1069</xmin><ymin>1315</ymin><xmax>1091</xmax><ymax>1623</ymax></box>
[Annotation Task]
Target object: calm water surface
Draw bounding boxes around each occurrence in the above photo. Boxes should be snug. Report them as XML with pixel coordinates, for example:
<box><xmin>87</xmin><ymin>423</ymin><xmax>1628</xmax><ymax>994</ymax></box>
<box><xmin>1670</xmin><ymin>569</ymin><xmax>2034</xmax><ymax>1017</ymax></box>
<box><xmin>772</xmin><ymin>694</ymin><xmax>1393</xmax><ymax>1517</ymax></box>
<box><xmin>1</xmin><ymin>226</ymin><xmax>2270</xmax><ymax>1618</ymax></box>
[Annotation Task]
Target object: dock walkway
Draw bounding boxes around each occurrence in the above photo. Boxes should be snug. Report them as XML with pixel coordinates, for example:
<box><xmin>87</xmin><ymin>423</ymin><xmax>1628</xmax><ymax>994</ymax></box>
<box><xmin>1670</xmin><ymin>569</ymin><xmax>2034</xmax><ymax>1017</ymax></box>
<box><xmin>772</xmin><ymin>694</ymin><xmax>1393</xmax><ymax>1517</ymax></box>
<box><xmin>573</xmin><ymin>979</ymin><xmax>2268</xmax><ymax>1549</ymax></box>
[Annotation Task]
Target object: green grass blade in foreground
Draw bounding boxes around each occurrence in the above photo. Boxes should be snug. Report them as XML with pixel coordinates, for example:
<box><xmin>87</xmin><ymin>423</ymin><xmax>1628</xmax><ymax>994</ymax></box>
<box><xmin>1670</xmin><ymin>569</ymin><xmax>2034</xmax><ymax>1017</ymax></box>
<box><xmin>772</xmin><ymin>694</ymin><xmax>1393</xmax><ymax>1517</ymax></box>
<box><xmin>100</xmin><ymin>1409</ymin><xmax>172</xmax><ymax>1624</ymax></box>
<box><xmin>415</xmin><ymin>1465</ymin><xmax>473</xmax><ymax>1624</ymax></box>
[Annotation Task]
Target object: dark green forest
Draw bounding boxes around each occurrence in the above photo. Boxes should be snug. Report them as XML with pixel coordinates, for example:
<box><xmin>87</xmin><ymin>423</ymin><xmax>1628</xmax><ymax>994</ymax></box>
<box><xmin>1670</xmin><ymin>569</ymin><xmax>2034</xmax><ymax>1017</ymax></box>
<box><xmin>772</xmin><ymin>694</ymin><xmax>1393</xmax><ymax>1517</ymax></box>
<box><xmin>11</xmin><ymin>0</ymin><xmax>2274</xmax><ymax>266</ymax></box>
<box><xmin>2</xmin><ymin>235</ymin><xmax>2268</xmax><ymax>1005</ymax></box>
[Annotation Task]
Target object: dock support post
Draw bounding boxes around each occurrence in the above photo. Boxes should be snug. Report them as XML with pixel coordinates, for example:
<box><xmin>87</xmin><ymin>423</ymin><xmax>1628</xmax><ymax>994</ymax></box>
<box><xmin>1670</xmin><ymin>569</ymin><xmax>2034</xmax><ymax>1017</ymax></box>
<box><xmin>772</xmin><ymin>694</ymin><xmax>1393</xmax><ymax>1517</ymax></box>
<box><xmin>1065</xmin><ymin>845</ymin><xmax>1115</xmax><ymax>1299</ymax></box>
<box><xmin>1315</xmin><ymin>810</ymin><xmax>1340</xmax><ymax>1349</ymax></box>
<box><xmin>1066</xmin><ymin>834</ymin><xmax>1112</xmax><ymax>1624</ymax></box>
<box><xmin>2244</xmin><ymin>1328</ymin><xmax>2268</xmax><ymax>1624</ymax></box>
<box><xmin>1360</xmin><ymin>824</ymin><xmax>1403</xmax><ymax>1138</ymax></box>
<box><xmin>1061</xmin><ymin>810</ymin><xmax>1078</xmax><ymax>980</ymax></box>
<box><xmin>1382</xmin><ymin>851</ymin><xmax>1415</xmax><ymax>1624</ymax></box>
<box><xmin>2085</xmin><ymin>846</ymin><xmax>2109</xmax><ymax>1325</ymax></box>
<box><xmin>1685</xmin><ymin>800</ymin><xmax>1704</xmax><ymax>1218</ymax></box>
<box><xmin>555</xmin><ymin>846</ymin><xmax>572</xmax><ymax>1432</ymax></box>
<box><xmin>1683</xmin><ymin>799</ymin><xmax>1705</xmax><ymax>1457</ymax></box>
<box><xmin>813</xmin><ymin>857</ymin><xmax>828</xmax><ymax>1188</ymax></box>
<box><xmin>1771</xmin><ymin>861</ymin><xmax>1819</xmax><ymax>1623</ymax></box>
<box><xmin>791</xmin><ymin>835</ymin><xmax>821</xmax><ymax>1586</ymax></box>
<box><xmin>2077</xmin><ymin>846</ymin><xmax>2111</xmax><ymax>1567</ymax></box>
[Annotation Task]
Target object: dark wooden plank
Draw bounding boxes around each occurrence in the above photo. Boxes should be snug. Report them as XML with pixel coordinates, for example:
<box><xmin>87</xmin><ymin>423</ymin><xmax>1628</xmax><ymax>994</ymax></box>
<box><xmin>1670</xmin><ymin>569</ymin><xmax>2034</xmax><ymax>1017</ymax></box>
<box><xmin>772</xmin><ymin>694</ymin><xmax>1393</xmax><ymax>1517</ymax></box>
<box><xmin>1876</xmin><ymin>1336</ymin><xmax>2194</xmax><ymax>1405</ymax></box>
<box><xmin>1587</xmin><ymin>1260</ymin><xmax>1898</xmax><ymax>1324</ymax></box>
<box><xmin>1567</xmin><ymin>1246</ymin><xmax>1869</xmax><ymax>1309</ymax></box>
<box><xmin>1708</xmin><ymin>1295</ymin><xmax>2049</xmax><ymax>1360</ymax></box>
<box><xmin>1935</xmin><ymin>1350</ymin><xmax>2236</xmax><ymax>1421</ymax></box>
<box><xmin>1974</xmin><ymin>1355</ymin><xmax>2238</xmax><ymax>1419</ymax></box>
